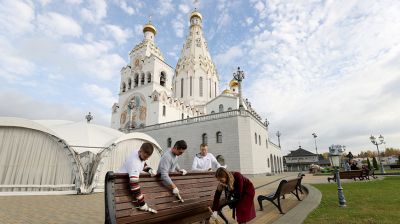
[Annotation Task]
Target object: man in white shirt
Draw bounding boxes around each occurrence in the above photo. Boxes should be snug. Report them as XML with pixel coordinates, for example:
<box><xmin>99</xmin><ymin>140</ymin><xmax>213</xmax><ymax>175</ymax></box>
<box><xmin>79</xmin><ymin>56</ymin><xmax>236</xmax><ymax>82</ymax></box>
<box><xmin>118</xmin><ymin>142</ymin><xmax>157</xmax><ymax>213</ymax></box>
<box><xmin>191</xmin><ymin>144</ymin><xmax>224</xmax><ymax>172</ymax></box>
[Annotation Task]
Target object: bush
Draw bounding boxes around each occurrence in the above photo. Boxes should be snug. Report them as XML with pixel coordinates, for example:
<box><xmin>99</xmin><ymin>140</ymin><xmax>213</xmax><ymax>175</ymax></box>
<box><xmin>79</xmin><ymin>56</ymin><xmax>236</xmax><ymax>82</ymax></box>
<box><xmin>373</xmin><ymin>157</ymin><xmax>379</xmax><ymax>170</ymax></box>
<box><xmin>367</xmin><ymin>158</ymin><xmax>372</xmax><ymax>170</ymax></box>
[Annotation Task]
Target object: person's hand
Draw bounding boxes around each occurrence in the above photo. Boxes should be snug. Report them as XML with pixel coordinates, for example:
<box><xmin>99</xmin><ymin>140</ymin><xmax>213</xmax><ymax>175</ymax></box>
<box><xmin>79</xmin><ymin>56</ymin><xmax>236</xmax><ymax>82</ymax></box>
<box><xmin>179</xmin><ymin>169</ymin><xmax>187</xmax><ymax>175</ymax></box>
<box><xmin>148</xmin><ymin>168</ymin><xmax>157</xmax><ymax>177</ymax></box>
<box><xmin>138</xmin><ymin>203</ymin><xmax>158</xmax><ymax>213</ymax></box>
<box><xmin>172</xmin><ymin>187</ymin><xmax>184</xmax><ymax>202</ymax></box>
<box><xmin>207</xmin><ymin>168</ymin><xmax>212</xmax><ymax>171</ymax></box>
<box><xmin>211</xmin><ymin>211</ymin><xmax>218</xmax><ymax>219</ymax></box>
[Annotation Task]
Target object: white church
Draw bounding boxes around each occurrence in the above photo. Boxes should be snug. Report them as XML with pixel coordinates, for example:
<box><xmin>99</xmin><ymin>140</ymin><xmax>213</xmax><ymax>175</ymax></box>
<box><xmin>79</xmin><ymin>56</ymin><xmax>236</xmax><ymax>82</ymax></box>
<box><xmin>111</xmin><ymin>9</ymin><xmax>283</xmax><ymax>175</ymax></box>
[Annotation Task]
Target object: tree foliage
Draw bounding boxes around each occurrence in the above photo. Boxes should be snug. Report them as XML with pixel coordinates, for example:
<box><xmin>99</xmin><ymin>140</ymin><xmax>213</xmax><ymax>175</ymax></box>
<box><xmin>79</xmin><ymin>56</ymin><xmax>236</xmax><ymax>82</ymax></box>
<box><xmin>372</xmin><ymin>157</ymin><xmax>379</xmax><ymax>170</ymax></box>
<box><xmin>367</xmin><ymin>158</ymin><xmax>372</xmax><ymax>170</ymax></box>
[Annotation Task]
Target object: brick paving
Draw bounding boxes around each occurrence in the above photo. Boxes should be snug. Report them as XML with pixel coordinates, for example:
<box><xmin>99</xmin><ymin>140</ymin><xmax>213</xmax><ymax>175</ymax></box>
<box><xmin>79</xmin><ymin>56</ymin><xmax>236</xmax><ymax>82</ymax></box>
<box><xmin>0</xmin><ymin>172</ymin><xmax>344</xmax><ymax>224</ymax></box>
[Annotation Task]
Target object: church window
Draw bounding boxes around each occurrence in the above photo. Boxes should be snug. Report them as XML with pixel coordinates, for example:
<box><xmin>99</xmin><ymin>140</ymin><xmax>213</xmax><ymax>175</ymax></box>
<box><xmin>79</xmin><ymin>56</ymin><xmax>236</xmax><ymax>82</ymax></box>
<box><xmin>209</xmin><ymin>79</ymin><xmax>211</xmax><ymax>97</ymax></box>
<box><xmin>202</xmin><ymin>133</ymin><xmax>208</xmax><ymax>145</ymax></box>
<box><xmin>227</xmin><ymin>107</ymin><xmax>232</xmax><ymax>111</ymax></box>
<box><xmin>122</xmin><ymin>82</ymin><xmax>126</xmax><ymax>93</ymax></box>
<box><xmin>267</xmin><ymin>158</ymin><xmax>270</xmax><ymax>167</ymax></box>
<box><xmin>255</xmin><ymin>133</ymin><xmax>257</xmax><ymax>144</ymax></box>
<box><xmin>199</xmin><ymin>77</ymin><xmax>203</xmax><ymax>97</ymax></box>
<box><xmin>266</xmin><ymin>139</ymin><xmax>268</xmax><ymax>149</ymax></box>
<box><xmin>128</xmin><ymin>78</ymin><xmax>132</xmax><ymax>89</ymax></box>
<box><xmin>163</xmin><ymin>106</ymin><xmax>166</xmax><ymax>116</ymax></box>
<box><xmin>160</xmin><ymin>72</ymin><xmax>166</xmax><ymax>86</ymax></box>
<box><xmin>219</xmin><ymin>104</ymin><xmax>224</xmax><ymax>112</ymax></box>
<box><xmin>181</xmin><ymin>78</ymin><xmax>184</xmax><ymax>98</ymax></box>
<box><xmin>214</xmin><ymin>82</ymin><xmax>216</xmax><ymax>97</ymax></box>
<box><xmin>147</xmin><ymin>72</ymin><xmax>151</xmax><ymax>83</ymax></box>
<box><xmin>181</xmin><ymin>113</ymin><xmax>184</xmax><ymax>119</ymax></box>
<box><xmin>140</xmin><ymin>73</ymin><xmax>145</xmax><ymax>85</ymax></box>
<box><xmin>211</xmin><ymin>111</ymin><xmax>215</xmax><ymax>114</ymax></box>
<box><xmin>190</xmin><ymin>77</ymin><xmax>192</xmax><ymax>96</ymax></box>
<box><xmin>134</xmin><ymin>74</ymin><xmax>139</xmax><ymax>87</ymax></box>
<box><xmin>216</xmin><ymin>131</ymin><xmax>222</xmax><ymax>143</ymax></box>
<box><xmin>167</xmin><ymin>138</ymin><xmax>172</xmax><ymax>147</ymax></box>
<box><xmin>259</xmin><ymin>135</ymin><xmax>261</xmax><ymax>145</ymax></box>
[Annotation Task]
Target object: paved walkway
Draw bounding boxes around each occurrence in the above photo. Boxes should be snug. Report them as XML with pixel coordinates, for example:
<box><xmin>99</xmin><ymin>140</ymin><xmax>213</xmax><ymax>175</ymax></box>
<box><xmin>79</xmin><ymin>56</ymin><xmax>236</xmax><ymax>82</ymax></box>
<box><xmin>0</xmin><ymin>172</ymin><xmax>366</xmax><ymax>224</ymax></box>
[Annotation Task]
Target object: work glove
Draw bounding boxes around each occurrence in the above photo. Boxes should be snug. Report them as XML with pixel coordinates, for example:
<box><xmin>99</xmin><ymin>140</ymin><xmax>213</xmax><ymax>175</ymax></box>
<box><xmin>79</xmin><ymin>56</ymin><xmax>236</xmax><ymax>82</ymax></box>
<box><xmin>211</xmin><ymin>211</ymin><xmax>218</xmax><ymax>219</ymax></box>
<box><xmin>138</xmin><ymin>203</ymin><xmax>158</xmax><ymax>214</ymax></box>
<box><xmin>172</xmin><ymin>187</ymin><xmax>184</xmax><ymax>202</ymax></box>
<box><xmin>148</xmin><ymin>168</ymin><xmax>157</xmax><ymax>177</ymax></box>
<box><xmin>179</xmin><ymin>169</ymin><xmax>187</xmax><ymax>175</ymax></box>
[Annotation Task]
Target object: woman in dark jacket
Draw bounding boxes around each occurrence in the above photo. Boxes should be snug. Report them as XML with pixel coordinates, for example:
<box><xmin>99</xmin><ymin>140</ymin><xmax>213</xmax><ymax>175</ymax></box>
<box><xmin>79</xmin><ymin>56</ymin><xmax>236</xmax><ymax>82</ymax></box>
<box><xmin>211</xmin><ymin>167</ymin><xmax>256</xmax><ymax>223</ymax></box>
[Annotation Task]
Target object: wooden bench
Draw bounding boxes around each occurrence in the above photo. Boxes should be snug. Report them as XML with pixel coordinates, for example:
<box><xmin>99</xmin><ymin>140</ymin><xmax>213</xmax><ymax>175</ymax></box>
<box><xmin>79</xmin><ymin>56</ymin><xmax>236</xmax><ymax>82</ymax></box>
<box><xmin>327</xmin><ymin>170</ymin><xmax>363</xmax><ymax>183</ymax></box>
<box><xmin>389</xmin><ymin>164</ymin><xmax>400</xmax><ymax>169</ymax></box>
<box><xmin>257</xmin><ymin>178</ymin><xmax>302</xmax><ymax>214</ymax></box>
<box><xmin>105</xmin><ymin>171</ymin><xmax>219</xmax><ymax>224</ymax></box>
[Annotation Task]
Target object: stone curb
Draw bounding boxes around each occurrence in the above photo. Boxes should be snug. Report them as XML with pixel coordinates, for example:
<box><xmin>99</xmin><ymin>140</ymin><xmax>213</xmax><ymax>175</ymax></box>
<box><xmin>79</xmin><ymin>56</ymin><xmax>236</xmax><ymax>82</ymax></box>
<box><xmin>273</xmin><ymin>184</ymin><xmax>322</xmax><ymax>224</ymax></box>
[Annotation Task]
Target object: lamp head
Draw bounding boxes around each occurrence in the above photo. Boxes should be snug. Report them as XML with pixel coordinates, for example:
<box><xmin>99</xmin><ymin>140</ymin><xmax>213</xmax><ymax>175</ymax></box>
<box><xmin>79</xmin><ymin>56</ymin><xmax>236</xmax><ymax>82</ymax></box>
<box><xmin>370</xmin><ymin>135</ymin><xmax>376</xmax><ymax>144</ymax></box>
<box><xmin>378</xmin><ymin>134</ymin><xmax>384</xmax><ymax>143</ymax></box>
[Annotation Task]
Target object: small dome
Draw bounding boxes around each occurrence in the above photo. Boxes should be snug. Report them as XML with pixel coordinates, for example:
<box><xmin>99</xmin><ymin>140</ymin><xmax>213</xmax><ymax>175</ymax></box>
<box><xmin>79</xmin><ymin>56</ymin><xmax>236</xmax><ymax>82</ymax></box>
<box><xmin>190</xmin><ymin>10</ymin><xmax>202</xmax><ymax>21</ymax></box>
<box><xmin>143</xmin><ymin>22</ymin><xmax>156</xmax><ymax>35</ymax></box>
<box><xmin>229</xmin><ymin>79</ymin><xmax>239</xmax><ymax>88</ymax></box>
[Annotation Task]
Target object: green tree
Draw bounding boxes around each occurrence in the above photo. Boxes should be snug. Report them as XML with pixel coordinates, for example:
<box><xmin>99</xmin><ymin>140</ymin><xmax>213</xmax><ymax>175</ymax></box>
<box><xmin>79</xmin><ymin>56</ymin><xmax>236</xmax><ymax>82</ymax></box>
<box><xmin>367</xmin><ymin>158</ymin><xmax>372</xmax><ymax>170</ymax></box>
<box><xmin>398</xmin><ymin>155</ymin><xmax>400</xmax><ymax>165</ymax></box>
<box><xmin>372</xmin><ymin>157</ymin><xmax>379</xmax><ymax>170</ymax></box>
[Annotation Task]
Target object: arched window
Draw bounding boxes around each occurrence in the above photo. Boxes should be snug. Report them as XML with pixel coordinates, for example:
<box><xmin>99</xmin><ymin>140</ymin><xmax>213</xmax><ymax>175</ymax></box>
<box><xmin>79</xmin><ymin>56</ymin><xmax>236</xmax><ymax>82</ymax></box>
<box><xmin>216</xmin><ymin>131</ymin><xmax>222</xmax><ymax>143</ymax></box>
<box><xmin>160</xmin><ymin>72</ymin><xmax>166</xmax><ymax>86</ymax></box>
<box><xmin>121</xmin><ymin>82</ymin><xmax>126</xmax><ymax>92</ymax></box>
<box><xmin>199</xmin><ymin>77</ymin><xmax>203</xmax><ymax>97</ymax></box>
<box><xmin>181</xmin><ymin>78</ymin><xmax>184</xmax><ymax>98</ymax></box>
<box><xmin>140</xmin><ymin>73</ymin><xmax>145</xmax><ymax>85</ymax></box>
<box><xmin>214</xmin><ymin>82</ymin><xmax>216</xmax><ymax>97</ymax></box>
<box><xmin>227</xmin><ymin>107</ymin><xmax>232</xmax><ymax>111</ymax></box>
<box><xmin>202</xmin><ymin>133</ymin><xmax>208</xmax><ymax>144</ymax></box>
<box><xmin>167</xmin><ymin>138</ymin><xmax>172</xmax><ymax>147</ymax></box>
<box><xmin>163</xmin><ymin>106</ymin><xmax>166</xmax><ymax>116</ymax></box>
<box><xmin>259</xmin><ymin>135</ymin><xmax>261</xmax><ymax>145</ymax></box>
<box><xmin>255</xmin><ymin>133</ymin><xmax>257</xmax><ymax>144</ymax></box>
<box><xmin>209</xmin><ymin>79</ymin><xmax>211</xmax><ymax>97</ymax></box>
<box><xmin>134</xmin><ymin>74</ymin><xmax>139</xmax><ymax>87</ymax></box>
<box><xmin>211</xmin><ymin>111</ymin><xmax>215</xmax><ymax>114</ymax></box>
<box><xmin>219</xmin><ymin>104</ymin><xmax>224</xmax><ymax>112</ymax></box>
<box><xmin>147</xmin><ymin>72</ymin><xmax>151</xmax><ymax>83</ymax></box>
<box><xmin>266</xmin><ymin>139</ymin><xmax>268</xmax><ymax>148</ymax></box>
<box><xmin>181</xmin><ymin>113</ymin><xmax>184</xmax><ymax>119</ymax></box>
<box><xmin>190</xmin><ymin>77</ymin><xmax>192</xmax><ymax>96</ymax></box>
<box><xmin>267</xmin><ymin>158</ymin><xmax>270</xmax><ymax>167</ymax></box>
<box><xmin>128</xmin><ymin>78</ymin><xmax>132</xmax><ymax>89</ymax></box>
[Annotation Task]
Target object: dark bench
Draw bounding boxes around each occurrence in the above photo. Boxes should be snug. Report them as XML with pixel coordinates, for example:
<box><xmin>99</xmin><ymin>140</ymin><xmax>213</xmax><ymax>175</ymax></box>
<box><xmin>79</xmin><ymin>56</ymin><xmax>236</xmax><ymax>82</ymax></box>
<box><xmin>327</xmin><ymin>170</ymin><xmax>363</xmax><ymax>183</ymax></box>
<box><xmin>361</xmin><ymin>169</ymin><xmax>377</xmax><ymax>180</ymax></box>
<box><xmin>105</xmin><ymin>171</ymin><xmax>219</xmax><ymax>224</ymax></box>
<box><xmin>257</xmin><ymin>177</ymin><xmax>302</xmax><ymax>214</ymax></box>
<box><xmin>389</xmin><ymin>164</ymin><xmax>400</xmax><ymax>169</ymax></box>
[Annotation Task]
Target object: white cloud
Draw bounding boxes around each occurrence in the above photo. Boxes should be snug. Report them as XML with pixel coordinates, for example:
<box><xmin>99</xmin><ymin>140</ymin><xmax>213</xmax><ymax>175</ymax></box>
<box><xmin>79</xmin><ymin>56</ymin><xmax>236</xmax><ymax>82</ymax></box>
<box><xmin>215</xmin><ymin>46</ymin><xmax>243</xmax><ymax>67</ymax></box>
<box><xmin>83</xmin><ymin>83</ymin><xmax>117</xmax><ymax>108</ymax></box>
<box><xmin>39</xmin><ymin>0</ymin><xmax>52</xmax><ymax>6</ymax></box>
<box><xmin>37</xmin><ymin>12</ymin><xmax>82</xmax><ymax>38</ymax></box>
<box><xmin>245</xmin><ymin>17</ymin><xmax>253</xmax><ymax>25</ymax></box>
<box><xmin>65</xmin><ymin>0</ymin><xmax>82</xmax><ymax>4</ymax></box>
<box><xmin>114</xmin><ymin>0</ymin><xmax>135</xmax><ymax>15</ymax></box>
<box><xmin>179</xmin><ymin>4</ymin><xmax>190</xmax><ymax>14</ymax></box>
<box><xmin>171</xmin><ymin>15</ymin><xmax>184</xmax><ymax>38</ymax></box>
<box><xmin>0</xmin><ymin>37</ymin><xmax>35</xmax><ymax>82</ymax></box>
<box><xmin>157</xmin><ymin>0</ymin><xmax>174</xmax><ymax>16</ymax></box>
<box><xmin>80</xmin><ymin>0</ymin><xmax>107</xmax><ymax>23</ymax></box>
<box><xmin>103</xmin><ymin>24</ymin><xmax>133</xmax><ymax>45</ymax></box>
<box><xmin>0</xmin><ymin>0</ymin><xmax>35</xmax><ymax>34</ymax></box>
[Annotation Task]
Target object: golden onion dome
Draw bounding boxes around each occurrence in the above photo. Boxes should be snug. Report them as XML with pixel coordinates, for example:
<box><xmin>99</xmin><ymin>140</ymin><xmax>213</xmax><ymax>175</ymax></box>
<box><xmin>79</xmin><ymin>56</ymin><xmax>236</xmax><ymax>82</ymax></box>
<box><xmin>143</xmin><ymin>22</ymin><xmax>156</xmax><ymax>35</ymax></box>
<box><xmin>229</xmin><ymin>79</ymin><xmax>239</xmax><ymax>87</ymax></box>
<box><xmin>222</xmin><ymin>89</ymin><xmax>232</xmax><ymax>94</ymax></box>
<box><xmin>190</xmin><ymin>10</ymin><xmax>203</xmax><ymax>21</ymax></box>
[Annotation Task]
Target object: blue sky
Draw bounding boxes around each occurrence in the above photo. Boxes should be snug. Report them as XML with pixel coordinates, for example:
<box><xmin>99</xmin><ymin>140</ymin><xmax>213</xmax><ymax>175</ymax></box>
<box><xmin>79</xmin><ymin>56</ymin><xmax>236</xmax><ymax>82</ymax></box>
<box><xmin>1</xmin><ymin>0</ymin><xmax>400</xmax><ymax>155</ymax></box>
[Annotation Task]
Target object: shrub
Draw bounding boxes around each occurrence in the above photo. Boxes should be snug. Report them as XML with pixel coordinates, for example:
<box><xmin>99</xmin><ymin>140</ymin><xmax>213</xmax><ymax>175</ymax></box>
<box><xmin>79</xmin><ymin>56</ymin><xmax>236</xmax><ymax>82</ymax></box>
<box><xmin>367</xmin><ymin>158</ymin><xmax>372</xmax><ymax>170</ymax></box>
<box><xmin>372</xmin><ymin>157</ymin><xmax>378</xmax><ymax>170</ymax></box>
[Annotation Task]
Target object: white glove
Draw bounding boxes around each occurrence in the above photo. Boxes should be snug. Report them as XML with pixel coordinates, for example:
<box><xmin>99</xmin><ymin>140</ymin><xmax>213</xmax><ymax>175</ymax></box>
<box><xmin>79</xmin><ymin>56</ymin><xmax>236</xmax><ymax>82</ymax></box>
<box><xmin>179</xmin><ymin>169</ymin><xmax>187</xmax><ymax>175</ymax></box>
<box><xmin>148</xmin><ymin>168</ymin><xmax>157</xmax><ymax>177</ymax></box>
<box><xmin>138</xmin><ymin>203</ymin><xmax>158</xmax><ymax>214</ymax></box>
<box><xmin>211</xmin><ymin>211</ymin><xmax>218</xmax><ymax>219</ymax></box>
<box><xmin>172</xmin><ymin>187</ymin><xmax>184</xmax><ymax>202</ymax></box>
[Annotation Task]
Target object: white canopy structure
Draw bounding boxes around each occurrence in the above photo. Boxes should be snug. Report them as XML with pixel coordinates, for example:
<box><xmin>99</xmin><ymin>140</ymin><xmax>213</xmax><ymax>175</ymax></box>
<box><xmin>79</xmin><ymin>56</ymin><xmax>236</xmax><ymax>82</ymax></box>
<box><xmin>0</xmin><ymin>117</ymin><xmax>162</xmax><ymax>195</ymax></box>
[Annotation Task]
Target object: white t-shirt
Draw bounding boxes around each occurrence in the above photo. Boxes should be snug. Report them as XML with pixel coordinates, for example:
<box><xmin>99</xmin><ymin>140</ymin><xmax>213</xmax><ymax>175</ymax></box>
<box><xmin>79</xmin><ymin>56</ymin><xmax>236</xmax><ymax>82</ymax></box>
<box><xmin>191</xmin><ymin>152</ymin><xmax>222</xmax><ymax>171</ymax></box>
<box><xmin>118</xmin><ymin>149</ymin><xmax>146</xmax><ymax>177</ymax></box>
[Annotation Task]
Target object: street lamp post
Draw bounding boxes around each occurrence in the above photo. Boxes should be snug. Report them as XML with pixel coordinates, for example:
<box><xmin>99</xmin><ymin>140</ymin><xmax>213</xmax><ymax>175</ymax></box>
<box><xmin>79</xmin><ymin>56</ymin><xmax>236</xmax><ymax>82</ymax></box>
<box><xmin>370</xmin><ymin>135</ymin><xmax>385</xmax><ymax>174</ymax></box>
<box><xmin>233</xmin><ymin>67</ymin><xmax>245</xmax><ymax>109</ymax></box>
<box><xmin>276</xmin><ymin>131</ymin><xmax>281</xmax><ymax>148</ymax></box>
<box><xmin>329</xmin><ymin>144</ymin><xmax>346</xmax><ymax>207</ymax></box>
<box><xmin>312</xmin><ymin>133</ymin><xmax>319</xmax><ymax>164</ymax></box>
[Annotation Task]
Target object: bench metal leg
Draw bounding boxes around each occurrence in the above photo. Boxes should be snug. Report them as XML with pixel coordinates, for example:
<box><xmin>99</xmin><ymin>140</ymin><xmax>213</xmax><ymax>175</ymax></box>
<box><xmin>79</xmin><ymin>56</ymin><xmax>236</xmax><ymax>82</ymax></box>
<box><xmin>218</xmin><ymin>203</ymin><xmax>230</xmax><ymax>224</ymax></box>
<box><xmin>257</xmin><ymin>195</ymin><xmax>266</xmax><ymax>211</ymax></box>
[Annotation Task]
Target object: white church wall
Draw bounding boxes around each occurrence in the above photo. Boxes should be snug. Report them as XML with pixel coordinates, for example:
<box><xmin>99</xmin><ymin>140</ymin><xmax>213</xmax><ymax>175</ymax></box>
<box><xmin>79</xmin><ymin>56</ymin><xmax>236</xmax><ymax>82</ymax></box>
<box><xmin>206</xmin><ymin>95</ymin><xmax>238</xmax><ymax>114</ymax></box>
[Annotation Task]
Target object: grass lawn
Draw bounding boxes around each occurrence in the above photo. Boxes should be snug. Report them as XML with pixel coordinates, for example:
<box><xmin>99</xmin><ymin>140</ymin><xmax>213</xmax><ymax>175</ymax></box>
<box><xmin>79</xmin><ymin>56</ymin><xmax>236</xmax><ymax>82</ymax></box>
<box><xmin>304</xmin><ymin>176</ymin><xmax>400</xmax><ymax>224</ymax></box>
